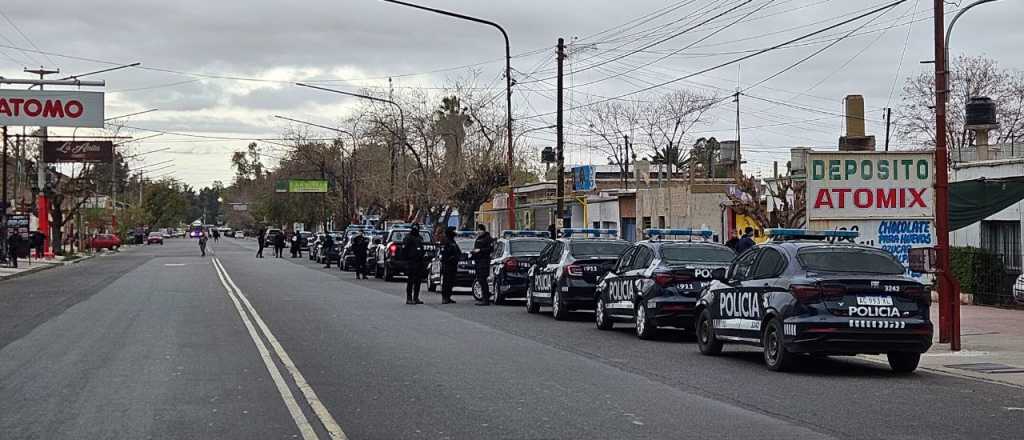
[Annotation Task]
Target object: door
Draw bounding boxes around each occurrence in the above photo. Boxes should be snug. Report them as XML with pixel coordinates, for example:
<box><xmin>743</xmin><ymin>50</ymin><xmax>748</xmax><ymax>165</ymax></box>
<box><xmin>537</xmin><ymin>242</ymin><xmax>564</xmax><ymax>299</ymax></box>
<box><xmin>603</xmin><ymin>246</ymin><xmax>638</xmax><ymax>315</ymax></box>
<box><xmin>711</xmin><ymin>248</ymin><xmax>762</xmax><ymax>341</ymax></box>
<box><xmin>736</xmin><ymin>248</ymin><xmax>788</xmax><ymax>339</ymax></box>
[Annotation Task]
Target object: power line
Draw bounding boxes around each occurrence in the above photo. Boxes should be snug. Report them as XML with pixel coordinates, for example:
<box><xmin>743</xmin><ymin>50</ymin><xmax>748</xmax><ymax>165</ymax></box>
<box><xmin>0</xmin><ymin>8</ymin><xmax>57</xmax><ymax>67</ymax></box>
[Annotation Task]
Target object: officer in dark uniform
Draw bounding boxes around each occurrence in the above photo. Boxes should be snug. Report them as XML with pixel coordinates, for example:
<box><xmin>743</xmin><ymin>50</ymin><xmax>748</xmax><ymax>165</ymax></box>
<box><xmin>351</xmin><ymin>231</ymin><xmax>369</xmax><ymax>279</ymax></box>
<box><xmin>6</xmin><ymin>231</ymin><xmax>22</xmax><ymax>268</ymax></box>
<box><xmin>256</xmin><ymin>227</ymin><xmax>266</xmax><ymax>258</ymax></box>
<box><xmin>439</xmin><ymin>227</ymin><xmax>460</xmax><ymax>304</ymax></box>
<box><xmin>471</xmin><ymin>224</ymin><xmax>495</xmax><ymax>306</ymax></box>
<box><xmin>402</xmin><ymin>224</ymin><xmax>426</xmax><ymax>305</ymax></box>
<box><xmin>322</xmin><ymin>234</ymin><xmax>336</xmax><ymax>268</ymax></box>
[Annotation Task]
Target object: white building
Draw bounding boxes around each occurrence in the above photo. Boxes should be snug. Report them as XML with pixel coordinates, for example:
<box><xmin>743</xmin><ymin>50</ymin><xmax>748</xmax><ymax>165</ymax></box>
<box><xmin>950</xmin><ymin>157</ymin><xmax>1024</xmax><ymax>272</ymax></box>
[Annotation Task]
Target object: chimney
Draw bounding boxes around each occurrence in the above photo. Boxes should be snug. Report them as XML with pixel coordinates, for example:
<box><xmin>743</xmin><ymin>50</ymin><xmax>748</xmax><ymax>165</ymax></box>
<box><xmin>839</xmin><ymin>95</ymin><xmax>875</xmax><ymax>151</ymax></box>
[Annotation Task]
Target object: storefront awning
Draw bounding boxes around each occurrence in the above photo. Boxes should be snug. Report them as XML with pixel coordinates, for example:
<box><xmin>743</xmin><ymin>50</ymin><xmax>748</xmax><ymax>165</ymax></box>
<box><xmin>950</xmin><ymin>177</ymin><xmax>1024</xmax><ymax>231</ymax></box>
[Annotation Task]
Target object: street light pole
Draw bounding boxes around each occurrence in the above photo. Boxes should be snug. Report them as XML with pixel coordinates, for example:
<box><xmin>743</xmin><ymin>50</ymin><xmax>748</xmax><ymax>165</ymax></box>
<box><xmin>381</xmin><ymin>0</ymin><xmax>516</xmax><ymax>230</ymax></box>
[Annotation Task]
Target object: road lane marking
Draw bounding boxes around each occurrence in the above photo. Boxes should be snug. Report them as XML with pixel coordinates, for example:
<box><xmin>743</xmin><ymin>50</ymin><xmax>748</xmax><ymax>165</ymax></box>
<box><xmin>211</xmin><ymin>257</ymin><xmax>319</xmax><ymax>440</ymax></box>
<box><xmin>213</xmin><ymin>257</ymin><xmax>348</xmax><ymax>440</ymax></box>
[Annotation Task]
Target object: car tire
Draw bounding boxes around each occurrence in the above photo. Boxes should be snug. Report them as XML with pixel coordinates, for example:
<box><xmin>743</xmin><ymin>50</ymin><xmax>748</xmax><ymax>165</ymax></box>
<box><xmin>526</xmin><ymin>285</ymin><xmax>540</xmax><ymax>314</ymax></box>
<box><xmin>696</xmin><ymin>309</ymin><xmax>723</xmax><ymax>355</ymax></box>
<box><xmin>493</xmin><ymin>279</ymin><xmax>506</xmax><ymax>305</ymax></box>
<box><xmin>472</xmin><ymin>280</ymin><xmax>484</xmax><ymax>301</ymax></box>
<box><xmin>384</xmin><ymin>263</ymin><xmax>394</xmax><ymax>282</ymax></box>
<box><xmin>763</xmin><ymin>318</ymin><xmax>795</xmax><ymax>372</ymax></box>
<box><xmin>887</xmin><ymin>352</ymin><xmax>921</xmax><ymax>374</ymax></box>
<box><xmin>552</xmin><ymin>287</ymin><xmax>569</xmax><ymax>321</ymax></box>
<box><xmin>595</xmin><ymin>298</ymin><xmax>613</xmax><ymax>330</ymax></box>
<box><xmin>635</xmin><ymin>301</ymin><xmax>657</xmax><ymax>340</ymax></box>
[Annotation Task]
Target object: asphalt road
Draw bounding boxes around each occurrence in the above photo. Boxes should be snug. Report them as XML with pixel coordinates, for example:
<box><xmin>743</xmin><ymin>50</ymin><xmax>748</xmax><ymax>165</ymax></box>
<box><xmin>1</xmin><ymin>238</ymin><xmax>1021</xmax><ymax>440</ymax></box>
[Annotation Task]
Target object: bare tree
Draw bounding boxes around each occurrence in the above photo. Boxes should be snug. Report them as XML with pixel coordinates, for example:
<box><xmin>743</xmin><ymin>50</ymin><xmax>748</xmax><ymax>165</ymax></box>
<box><xmin>897</xmin><ymin>54</ymin><xmax>1024</xmax><ymax>151</ymax></box>
<box><xmin>726</xmin><ymin>174</ymin><xmax>806</xmax><ymax>229</ymax></box>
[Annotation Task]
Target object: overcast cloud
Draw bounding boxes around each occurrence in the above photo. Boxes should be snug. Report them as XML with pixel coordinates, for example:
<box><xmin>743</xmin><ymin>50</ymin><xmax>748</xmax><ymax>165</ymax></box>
<box><xmin>1</xmin><ymin>0</ymin><xmax>1021</xmax><ymax>187</ymax></box>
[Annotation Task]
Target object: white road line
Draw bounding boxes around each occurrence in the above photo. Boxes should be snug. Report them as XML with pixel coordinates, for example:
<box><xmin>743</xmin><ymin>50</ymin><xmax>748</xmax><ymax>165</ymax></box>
<box><xmin>211</xmin><ymin>258</ymin><xmax>319</xmax><ymax>440</ymax></box>
<box><xmin>213</xmin><ymin>258</ymin><xmax>348</xmax><ymax>440</ymax></box>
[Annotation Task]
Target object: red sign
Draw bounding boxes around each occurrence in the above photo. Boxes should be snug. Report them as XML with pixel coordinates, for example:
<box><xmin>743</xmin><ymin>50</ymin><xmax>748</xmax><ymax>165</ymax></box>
<box><xmin>43</xmin><ymin>140</ymin><xmax>114</xmax><ymax>163</ymax></box>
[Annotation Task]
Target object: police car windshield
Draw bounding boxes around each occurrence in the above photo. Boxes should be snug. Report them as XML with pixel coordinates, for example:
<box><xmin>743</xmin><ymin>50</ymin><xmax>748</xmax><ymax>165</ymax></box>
<box><xmin>391</xmin><ymin>231</ymin><xmax>433</xmax><ymax>242</ymax></box>
<box><xmin>570</xmin><ymin>241</ymin><xmax>628</xmax><ymax>258</ymax></box>
<box><xmin>509</xmin><ymin>239</ymin><xmax>549</xmax><ymax>255</ymax></box>
<box><xmin>660</xmin><ymin>244</ymin><xmax>734</xmax><ymax>264</ymax></box>
<box><xmin>797</xmin><ymin>247</ymin><xmax>905</xmax><ymax>274</ymax></box>
<box><xmin>454</xmin><ymin>238</ymin><xmax>476</xmax><ymax>250</ymax></box>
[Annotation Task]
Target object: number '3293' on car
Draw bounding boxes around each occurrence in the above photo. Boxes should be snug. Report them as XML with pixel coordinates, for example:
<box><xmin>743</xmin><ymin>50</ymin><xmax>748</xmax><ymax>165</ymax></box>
<box><xmin>694</xmin><ymin>229</ymin><xmax>933</xmax><ymax>373</ymax></box>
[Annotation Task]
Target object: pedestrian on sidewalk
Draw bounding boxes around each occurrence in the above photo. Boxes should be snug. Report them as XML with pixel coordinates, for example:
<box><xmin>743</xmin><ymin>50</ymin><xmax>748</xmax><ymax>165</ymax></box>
<box><xmin>199</xmin><ymin>232</ymin><xmax>208</xmax><ymax>257</ymax></box>
<box><xmin>402</xmin><ymin>224</ymin><xmax>426</xmax><ymax>305</ymax></box>
<box><xmin>274</xmin><ymin>231</ymin><xmax>286</xmax><ymax>258</ymax></box>
<box><xmin>735</xmin><ymin>227</ymin><xmax>756</xmax><ymax>254</ymax></box>
<box><xmin>351</xmin><ymin>231</ymin><xmax>369</xmax><ymax>279</ymax></box>
<box><xmin>323</xmin><ymin>233</ymin><xmax>337</xmax><ymax>268</ymax></box>
<box><xmin>256</xmin><ymin>227</ymin><xmax>266</xmax><ymax>258</ymax></box>
<box><xmin>6</xmin><ymin>231</ymin><xmax>21</xmax><ymax>268</ymax></box>
<box><xmin>290</xmin><ymin>232</ymin><xmax>301</xmax><ymax>258</ymax></box>
<box><xmin>32</xmin><ymin>230</ymin><xmax>45</xmax><ymax>259</ymax></box>
<box><xmin>471</xmin><ymin>224</ymin><xmax>494</xmax><ymax>306</ymax></box>
<box><xmin>439</xmin><ymin>227</ymin><xmax>460</xmax><ymax>304</ymax></box>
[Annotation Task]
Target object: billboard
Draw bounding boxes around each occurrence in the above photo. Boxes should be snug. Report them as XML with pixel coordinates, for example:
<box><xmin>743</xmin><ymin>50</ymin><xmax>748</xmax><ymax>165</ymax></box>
<box><xmin>806</xmin><ymin>151</ymin><xmax>933</xmax><ymax>219</ymax></box>
<box><xmin>43</xmin><ymin>140</ymin><xmax>114</xmax><ymax>163</ymax></box>
<box><xmin>276</xmin><ymin>179</ymin><xmax>328</xmax><ymax>193</ymax></box>
<box><xmin>572</xmin><ymin>165</ymin><xmax>595</xmax><ymax>191</ymax></box>
<box><xmin>0</xmin><ymin>90</ymin><xmax>104</xmax><ymax>128</ymax></box>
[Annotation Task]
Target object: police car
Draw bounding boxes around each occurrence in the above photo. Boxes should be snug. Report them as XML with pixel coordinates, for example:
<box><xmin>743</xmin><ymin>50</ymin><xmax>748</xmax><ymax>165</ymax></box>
<box><xmin>427</xmin><ymin>230</ymin><xmax>478</xmax><ymax>292</ymax></box>
<box><xmin>695</xmin><ymin>229</ymin><xmax>933</xmax><ymax>373</ymax></box>
<box><xmin>525</xmin><ymin>229</ymin><xmax>630</xmax><ymax>320</ymax></box>
<box><xmin>483</xmin><ymin>230</ymin><xmax>552</xmax><ymax>305</ymax></box>
<box><xmin>594</xmin><ymin>229</ymin><xmax>733</xmax><ymax>339</ymax></box>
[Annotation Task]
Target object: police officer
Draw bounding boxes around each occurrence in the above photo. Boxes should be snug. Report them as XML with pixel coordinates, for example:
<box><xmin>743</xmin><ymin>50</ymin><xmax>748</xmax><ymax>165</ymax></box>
<box><xmin>198</xmin><ymin>231</ymin><xmax>208</xmax><ymax>257</ymax></box>
<box><xmin>322</xmin><ymin>233</ymin><xmax>337</xmax><ymax>268</ymax></box>
<box><xmin>439</xmin><ymin>227</ymin><xmax>460</xmax><ymax>304</ymax></box>
<box><xmin>471</xmin><ymin>224</ymin><xmax>494</xmax><ymax>306</ymax></box>
<box><xmin>290</xmin><ymin>232</ymin><xmax>301</xmax><ymax>258</ymax></box>
<box><xmin>6</xmin><ymin>231</ymin><xmax>22</xmax><ymax>268</ymax></box>
<box><xmin>402</xmin><ymin>224</ymin><xmax>426</xmax><ymax>305</ymax></box>
<box><xmin>351</xmin><ymin>231</ymin><xmax>370</xmax><ymax>279</ymax></box>
<box><xmin>274</xmin><ymin>231</ymin><xmax>286</xmax><ymax>258</ymax></box>
<box><xmin>256</xmin><ymin>227</ymin><xmax>266</xmax><ymax>259</ymax></box>
<box><xmin>735</xmin><ymin>227</ymin><xmax>756</xmax><ymax>254</ymax></box>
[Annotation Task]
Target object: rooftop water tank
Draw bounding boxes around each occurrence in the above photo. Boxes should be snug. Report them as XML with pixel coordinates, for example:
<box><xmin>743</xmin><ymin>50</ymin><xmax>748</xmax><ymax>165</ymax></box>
<box><xmin>966</xmin><ymin>96</ymin><xmax>998</xmax><ymax>130</ymax></box>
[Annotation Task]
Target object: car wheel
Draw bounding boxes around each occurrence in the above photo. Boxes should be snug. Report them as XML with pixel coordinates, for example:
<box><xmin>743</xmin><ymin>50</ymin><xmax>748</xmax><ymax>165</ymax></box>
<box><xmin>552</xmin><ymin>288</ymin><xmax>569</xmax><ymax>321</ymax></box>
<box><xmin>696</xmin><ymin>309</ymin><xmax>723</xmax><ymax>355</ymax></box>
<box><xmin>493</xmin><ymin>279</ymin><xmax>505</xmax><ymax>305</ymax></box>
<box><xmin>384</xmin><ymin>263</ymin><xmax>394</xmax><ymax>282</ymax></box>
<box><xmin>635</xmin><ymin>301</ymin><xmax>656</xmax><ymax>340</ymax></box>
<box><xmin>887</xmin><ymin>352</ymin><xmax>921</xmax><ymax>374</ymax></box>
<box><xmin>763</xmin><ymin>318</ymin><xmax>795</xmax><ymax>372</ymax></box>
<box><xmin>595</xmin><ymin>298</ymin><xmax>613</xmax><ymax>330</ymax></box>
<box><xmin>526</xmin><ymin>285</ymin><xmax>540</xmax><ymax>314</ymax></box>
<box><xmin>472</xmin><ymin>280</ymin><xmax>484</xmax><ymax>301</ymax></box>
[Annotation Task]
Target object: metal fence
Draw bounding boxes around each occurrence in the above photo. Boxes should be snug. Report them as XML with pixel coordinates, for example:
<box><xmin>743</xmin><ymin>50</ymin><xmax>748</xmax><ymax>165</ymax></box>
<box><xmin>953</xmin><ymin>247</ymin><xmax>1024</xmax><ymax>307</ymax></box>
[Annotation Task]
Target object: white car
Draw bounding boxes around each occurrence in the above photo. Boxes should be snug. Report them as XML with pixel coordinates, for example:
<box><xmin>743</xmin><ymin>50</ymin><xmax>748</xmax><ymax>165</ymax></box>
<box><xmin>1013</xmin><ymin>274</ymin><xmax>1024</xmax><ymax>304</ymax></box>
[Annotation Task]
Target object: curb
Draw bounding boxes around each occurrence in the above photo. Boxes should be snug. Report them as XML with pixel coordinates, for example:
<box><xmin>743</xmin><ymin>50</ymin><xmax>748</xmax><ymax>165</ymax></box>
<box><xmin>0</xmin><ymin>253</ymin><xmax>98</xmax><ymax>281</ymax></box>
<box><xmin>858</xmin><ymin>354</ymin><xmax>1024</xmax><ymax>389</ymax></box>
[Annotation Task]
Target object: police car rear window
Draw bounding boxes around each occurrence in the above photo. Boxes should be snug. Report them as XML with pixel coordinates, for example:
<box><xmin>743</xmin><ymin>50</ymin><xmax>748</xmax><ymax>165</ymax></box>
<box><xmin>797</xmin><ymin>247</ymin><xmax>905</xmax><ymax>274</ymax></box>
<box><xmin>509</xmin><ymin>240</ymin><xmax>549</xmax><ymax>255</ymax></box>
<box><xmin>661</xmin><ymin>245</ymin><xmax>734</xmax><ymax>264</ymax></box>
<box><xmin>570</xmin><ymin>241</ymin><xmax>629</xmax><ymax>258</ymax></box>
<box><xmin>455</xmin><ymin>238</ymin><xmax>476</xmax><ymax>249</ymax></box>
<box><xmin>391</xmin><ymin>231</ymin><xmax>433</xmax><ymax>242</ymax></box>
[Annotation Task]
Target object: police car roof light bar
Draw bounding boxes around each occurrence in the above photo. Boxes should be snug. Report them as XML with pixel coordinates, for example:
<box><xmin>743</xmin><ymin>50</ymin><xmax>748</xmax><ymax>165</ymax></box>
<box><xmin>561</xmin><ymin>228</ymin><xmax>618</xmax><ymax>238</ymax></box>
<box><xmin>644</xmin><ymin>228</ymin><xmax>714</xmax><ymax>240</ymax></box>
<box><xmin>501</xmin><ymin>230</ymin><xmax>551</xmax><ymax>238</ymax></box>
<box><xmin>766</xmin><ymin>228</ymin><xmax>859</xmax><ymax>241</ymax></box>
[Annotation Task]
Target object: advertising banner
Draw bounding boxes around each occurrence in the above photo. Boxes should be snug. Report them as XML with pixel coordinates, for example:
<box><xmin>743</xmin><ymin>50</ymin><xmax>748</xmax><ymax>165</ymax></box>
<box><xmin>0</xmin><ymin>90</ymin><xmax>105</xmax><ymax>128</ymax></box>
<box><xmin>288</xmin><ymin>179</ymin><xmax>328</xmax><ymax>193</ymax></box>
<box><xmin>572</xmin><ymin>165</ymin><xmax>595</xmax><ymax>191</ymax></box>
<box><xmin>43</xmin><ymin>140</ymin><xmax>114</xmax><ymax>163</ymax></box>
<box><xmin>806</xmin><ymin>151</ymin><xmax>934</xmax><ymax>219</ymax></box>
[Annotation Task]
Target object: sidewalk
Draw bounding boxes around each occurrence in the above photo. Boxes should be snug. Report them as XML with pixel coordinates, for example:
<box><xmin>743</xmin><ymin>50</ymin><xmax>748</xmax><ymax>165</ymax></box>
<box><xmin>863</xmin><ymin>303</ymin><xmax>1024</xmax><ymax>388</ymax></box>
<box><xmin>0</xmin><ymin>253</ymin><xmax>98</xmax><ymax>281</ymax></box>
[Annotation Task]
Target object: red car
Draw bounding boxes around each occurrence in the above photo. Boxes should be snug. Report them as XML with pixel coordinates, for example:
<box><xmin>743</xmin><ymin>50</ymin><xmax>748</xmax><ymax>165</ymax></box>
<box><xmin>146</xmin><ymin>232</ymin><xmax>164</xmax><ymax>245</ymax></box>
<box><xmin>90</xmin><ymin>234</ymin><xmax>122</xmax><ymax>250</ymax></box>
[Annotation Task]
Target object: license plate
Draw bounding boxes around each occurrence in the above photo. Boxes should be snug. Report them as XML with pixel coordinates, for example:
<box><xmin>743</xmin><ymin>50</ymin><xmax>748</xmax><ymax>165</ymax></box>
<box><xmin>857</xmin><ymin>296</ymin><xmax>894</xmax><ymax>306</ymax></box>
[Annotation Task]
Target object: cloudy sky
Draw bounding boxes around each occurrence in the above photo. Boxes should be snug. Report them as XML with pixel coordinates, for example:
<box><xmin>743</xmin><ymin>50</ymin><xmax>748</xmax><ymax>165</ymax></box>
<box><xmin>1</xmin><ymin>0</ymin><xmax>1021</xmax><ymax>188</ymax></box>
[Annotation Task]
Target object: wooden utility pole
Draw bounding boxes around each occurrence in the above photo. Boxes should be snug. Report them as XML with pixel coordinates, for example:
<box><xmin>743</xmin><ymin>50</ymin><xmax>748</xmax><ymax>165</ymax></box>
<box><xmin>933</xmin><ymin>0</ymin><xmax>959</xmax><ymax>350</ymax></box>
<box><xmin>556</xmin><ymin>38</ymin><xmax>566</xmax><ymax>231</ymax></box>
<box><xmin>884</xmin><ymin>108</ymin><xmax>892</xmax><ymax>151</ymax></box>
<box><xmin>734</xmin><ymin>91</ymin><xmax>742</xmax><ymax>178</ymax></box>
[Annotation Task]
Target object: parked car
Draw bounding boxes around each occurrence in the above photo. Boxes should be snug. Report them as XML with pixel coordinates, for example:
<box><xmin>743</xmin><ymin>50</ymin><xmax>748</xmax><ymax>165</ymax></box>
<box><xmin>374</xmin><ymin>226</ymin><xmax>436</xmax><ymax>281</ymax></box>
<box><xmin>298</xmin><ymin>231</ymin><xmax>314</xmax><ymax>251</ymax></box>
<box><xmin>594</xmin><ymin>229</ymin><xmax>733</xmax><ymax>339</ymax></box>
<box><xmin>426</xmin><ymin>231</ymin><xmax>478</xmax><ymax>293</ymax></box>
<box><xmin>146</xmin><ymin>232</ymin><xmax>165</xmax><ymax>245</ymax></box>
<box><xmin>264</xmin><ymin>228</ymin><xmax>283</xmax><ymax>247</ymax></box>
<box><xmin>525</xmin><ymin>229</ymin><xmax>629</xmax><ymax>320</ymax></box>
<box><xmin>234</xmin><ymin>230</ymin><xmax>245</xmax><ymax>238</ymax></box>
<box><xmin>478</xmin><ymin>231</ymin><xmax>552</xmax><ymax>304</ymax></box>
<box><xmin>695</xmin><ymin>228</ymin><xmax>933</xmax><ymax>373</ymax></box>
<box><xmin>90</xmin><ymin>234</ymin><xmax>122</xmax><ymax>251</ymax></box>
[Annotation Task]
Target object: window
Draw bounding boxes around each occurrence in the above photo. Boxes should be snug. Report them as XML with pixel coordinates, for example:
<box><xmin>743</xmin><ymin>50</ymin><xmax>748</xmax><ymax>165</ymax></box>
<box><xmin>730</xmin><ymin>249</ymin><xmax>760</xmax><ymax>282</ymax></box>
<box><xmin>797</xmin><ymin>247</ymin><xmax>906</xmax><ymax>274</ymax></box>
<box><xmin>570</xmin><ymin>241</ymin><xmax>630</xmax><ymax>258</ymax></box>
<box><xmin>631</xmin><ymin>247</ymin><xmax>655</xmax><ymax>270</ymax></box>
<box><xmin>642</xmin><ymin>216</ymin><xmax>652</xmax><ymax>230</ymax></box>
<box><xmin>658</xmin><ymin>216</ymin><xmax>666</xmax><ymax>228</ymax></box>
<box><xmin>491</xmin><ymin>242</ymin><xmax>504</xmax><ymax>259</ymax></box>
<box><xmin>660</xmin><ymin>245</ymin><xmax>735</xmax><ymax>265</ymax></box>
<box><xmin>751</xmin><ymin>248</ymin><xmax>787</xmax><ymax>279</ymax></box>
<box><xmin>615</xmin><ymin>247</ymin><xmax>638</xmax><ymax>273</ymax></box>
<box><xmin>548</xmin><ymin>242</ymin><xmax>565</xmax><ymax>263</ymax></box>
<box><xmin>509</xmin><ymin>239</ymin><xmax>550</xmax><ymax>255</ymax></box>
<box><xmin>981</xmin><ymin>220</ymin><xmax>1022</xmax><ymax>271</ymax></box>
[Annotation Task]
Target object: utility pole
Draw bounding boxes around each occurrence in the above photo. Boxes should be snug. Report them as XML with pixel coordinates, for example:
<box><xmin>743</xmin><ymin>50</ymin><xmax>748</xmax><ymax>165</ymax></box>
<box><xmin>2</xmin><ymin>126</ymin><xmax>8</xmax><ymax>264</ymax></box>
<box><xmin>933</xmin><ymin>0</ymin><xmax>955</xmax><ymax>348</ymax></box>
<box><xmin>556</xmin><ymin>37</ymin><xmax>566</xmax><ymax>232</ymax></box>
<box><xmin>734</xmin><ymin>91</ymin><xmax>742</xmax><ymax>178</ymax></box>
<box><xmin>884</xmin><ymin>108</ymin><xmax>893</xmax><ymax>151</ymax></box>
<box><xmin>25</xmin><ymin>67</ymin><xmax>60</xmax><ymax>257</ymax></box>
<box><xmin>623</xmin><ymin>134</ymin><xmax>630</xmax><ymax>190</ymax></box>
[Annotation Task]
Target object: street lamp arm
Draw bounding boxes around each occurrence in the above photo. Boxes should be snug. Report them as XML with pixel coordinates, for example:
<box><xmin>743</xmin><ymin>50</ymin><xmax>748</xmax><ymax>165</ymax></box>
<box><xmin>383</xmin><ymin>0</ymin><xmax>510</xmax><ymax>48</ymax></box>
<box><xmin>945</xmin><ymin>0</ymin><xmax>1000</xmax><ymax>56</ymax></box>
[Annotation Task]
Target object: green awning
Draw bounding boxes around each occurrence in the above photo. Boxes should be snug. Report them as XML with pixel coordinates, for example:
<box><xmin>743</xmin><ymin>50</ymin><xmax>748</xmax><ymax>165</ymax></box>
<box><xmin>950</xmin><ymin>177</ymin><xmax>1024</xmax><ymax>231</ymax></box>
